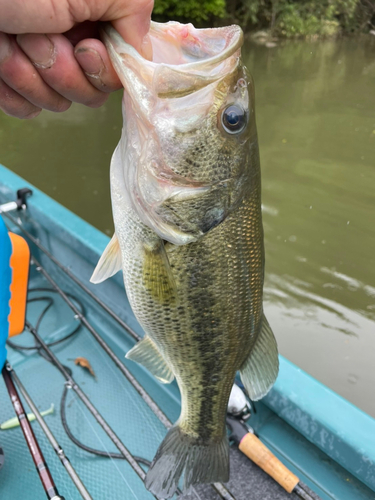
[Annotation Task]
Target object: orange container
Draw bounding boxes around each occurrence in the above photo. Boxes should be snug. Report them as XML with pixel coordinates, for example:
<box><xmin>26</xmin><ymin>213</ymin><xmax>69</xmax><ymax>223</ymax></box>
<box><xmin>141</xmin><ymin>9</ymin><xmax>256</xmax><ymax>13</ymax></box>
<box><xmin>8</xmin><ymin>233</ymin><xmax>30</xmax><ymax>337</ymax></box>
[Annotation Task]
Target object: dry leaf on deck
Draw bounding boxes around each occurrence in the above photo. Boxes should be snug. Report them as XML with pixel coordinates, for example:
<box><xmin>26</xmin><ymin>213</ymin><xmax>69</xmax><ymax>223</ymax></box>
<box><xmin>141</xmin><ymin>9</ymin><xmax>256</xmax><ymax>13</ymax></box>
<box><xmin>74</xmin><ymin>357</ymin><xmax>96</xmax><ymax>378</ymax></box>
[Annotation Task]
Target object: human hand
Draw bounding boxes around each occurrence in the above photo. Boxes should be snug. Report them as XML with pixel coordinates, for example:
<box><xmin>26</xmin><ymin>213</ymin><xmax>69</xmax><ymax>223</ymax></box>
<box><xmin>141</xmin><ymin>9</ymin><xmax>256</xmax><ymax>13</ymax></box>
<box><xmin>0</xmin><ymin>0</ymin><xmax>154</xmax><ymax>119</ymax></box>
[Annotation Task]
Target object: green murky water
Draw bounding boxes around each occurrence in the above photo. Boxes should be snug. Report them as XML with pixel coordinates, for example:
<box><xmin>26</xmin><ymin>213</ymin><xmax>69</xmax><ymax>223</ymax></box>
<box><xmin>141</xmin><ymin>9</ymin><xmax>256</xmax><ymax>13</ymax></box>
<box><xmin>1</xmin><ymin>36</ymin><xmax>374</xmax><ymax>417</ymax></box>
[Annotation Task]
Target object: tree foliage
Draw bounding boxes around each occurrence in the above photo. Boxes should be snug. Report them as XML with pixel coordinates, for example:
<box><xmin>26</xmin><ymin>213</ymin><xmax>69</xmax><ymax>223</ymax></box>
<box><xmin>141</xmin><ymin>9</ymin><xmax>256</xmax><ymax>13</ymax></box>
<box><xmin>274</xmin><ymin>0</ymin><xmax>365</xmax><ymax>37</ymax></box>
<box><xmin>153</xmin><ymin>0</ymin><xmax>375</xmax><ymax>36</ymax></box>
<box><xmin>154</xmin><ymin>0</ymin><xmax>226</xmax><ymax>23</ymax></box>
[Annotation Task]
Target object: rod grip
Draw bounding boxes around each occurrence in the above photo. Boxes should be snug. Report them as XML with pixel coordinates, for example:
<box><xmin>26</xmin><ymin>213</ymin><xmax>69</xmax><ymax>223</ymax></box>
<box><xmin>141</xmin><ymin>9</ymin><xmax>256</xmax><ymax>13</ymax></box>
<box><xmin>238</xmin><ymin>432</ymin><xmax>299</xmax><ymax>493</ymax></box>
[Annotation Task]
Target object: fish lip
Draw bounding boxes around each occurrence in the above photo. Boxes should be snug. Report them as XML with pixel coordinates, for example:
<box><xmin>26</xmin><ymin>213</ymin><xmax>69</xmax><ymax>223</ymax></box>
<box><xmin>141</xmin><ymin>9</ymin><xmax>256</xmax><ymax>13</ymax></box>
<box><xmin>100</xmin><ymin>21</ymin><xmax>243</xmax><ymax>72</ymax></box>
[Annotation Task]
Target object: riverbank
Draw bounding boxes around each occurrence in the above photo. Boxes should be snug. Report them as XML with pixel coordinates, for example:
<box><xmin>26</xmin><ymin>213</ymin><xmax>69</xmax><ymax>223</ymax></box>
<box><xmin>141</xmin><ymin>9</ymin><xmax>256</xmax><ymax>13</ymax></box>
<box><xmin>246</xmin><ymin>28</ymin><xmax>375</xmax><ymax>48</ymax></box>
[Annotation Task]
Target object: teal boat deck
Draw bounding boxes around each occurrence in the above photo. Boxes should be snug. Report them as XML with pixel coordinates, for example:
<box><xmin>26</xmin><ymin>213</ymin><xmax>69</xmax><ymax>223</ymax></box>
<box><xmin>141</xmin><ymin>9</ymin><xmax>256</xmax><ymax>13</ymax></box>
<box><xmin>0</xmin><ymin>165</ymin><xmax>374</xmax><ymax>500</ymax></box>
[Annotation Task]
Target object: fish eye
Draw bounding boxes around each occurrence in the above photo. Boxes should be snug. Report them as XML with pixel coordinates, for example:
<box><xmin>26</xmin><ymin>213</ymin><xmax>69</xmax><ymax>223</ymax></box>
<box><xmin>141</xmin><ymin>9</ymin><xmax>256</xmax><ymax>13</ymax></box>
<box><xmin>221</xmin><ymin>105</ymin><xmax>247</xmax><ymax>135</ymax></box>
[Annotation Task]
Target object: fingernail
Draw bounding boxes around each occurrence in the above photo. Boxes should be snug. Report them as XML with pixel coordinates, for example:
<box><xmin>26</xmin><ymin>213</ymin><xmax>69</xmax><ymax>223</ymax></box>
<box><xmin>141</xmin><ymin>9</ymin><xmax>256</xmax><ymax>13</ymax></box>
<box><xmin>74</xmin><ymin>48</ymin><xmax>104</xmax><ymax>78</ymax></box>
<box><xmin>0</xmin><ymin>32</ymin><xmax>11</xmax><ymax>62</ymax></box>
<box><xmin>16</xmin><ymin>34</ymin><xmax>56</xmax><ymax>69</ymax></box>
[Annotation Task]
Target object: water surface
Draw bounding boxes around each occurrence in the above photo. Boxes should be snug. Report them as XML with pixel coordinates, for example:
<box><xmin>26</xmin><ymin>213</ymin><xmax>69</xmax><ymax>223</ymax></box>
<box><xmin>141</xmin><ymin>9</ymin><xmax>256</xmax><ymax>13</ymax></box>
<box><xmin>1</xmin><ymin>36</ymin><xmax>374</xmax><ymax>416</ymax></box>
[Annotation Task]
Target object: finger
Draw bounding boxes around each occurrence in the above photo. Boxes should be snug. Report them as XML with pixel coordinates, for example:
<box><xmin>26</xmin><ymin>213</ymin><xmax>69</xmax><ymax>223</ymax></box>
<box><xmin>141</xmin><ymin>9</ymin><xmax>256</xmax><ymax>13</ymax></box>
<box><xmin>74</xmin><ymin>38</ymin><xmax>122</xmax><ymax>92</ymax></box>
<box><xmin>17</xmin><ymin>33</ymin><xmax>109</xmax><ymax>108</ymax></box>
<box><xmin>112</xmin><ymin>0</ymin><xmax>154</xmax><ymax>58</ymax></box>
<box><xmin>0</xmin><ymin>32</ymin><xmax>71</xmax><ymax>112</ymax></box>
<box><xmin>0</xmin><ymin>78</ymin><xmax>41</xmax><ymax>119</ymax></box>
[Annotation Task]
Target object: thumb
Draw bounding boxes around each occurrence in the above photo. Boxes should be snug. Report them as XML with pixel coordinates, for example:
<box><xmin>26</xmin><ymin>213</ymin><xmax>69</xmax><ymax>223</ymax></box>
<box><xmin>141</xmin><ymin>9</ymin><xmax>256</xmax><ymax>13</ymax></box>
<box><xmin>111</xmin><ymin>0</ymin><xmax>153</xmax><ymax>59</ymax></box>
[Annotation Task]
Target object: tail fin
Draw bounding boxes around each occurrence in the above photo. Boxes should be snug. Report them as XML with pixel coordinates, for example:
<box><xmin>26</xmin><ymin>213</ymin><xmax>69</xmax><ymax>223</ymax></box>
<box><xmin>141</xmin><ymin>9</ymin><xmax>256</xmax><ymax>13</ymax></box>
<box><xmin>145</xmin><ymin>424</ymin><xmax>229</xmax><ymax>498</ymax></box>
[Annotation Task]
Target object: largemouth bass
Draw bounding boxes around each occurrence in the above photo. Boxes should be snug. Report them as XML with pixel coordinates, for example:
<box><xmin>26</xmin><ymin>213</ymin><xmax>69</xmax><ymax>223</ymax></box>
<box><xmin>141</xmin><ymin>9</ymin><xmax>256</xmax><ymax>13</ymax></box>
<box><xmin>92</xmin><ymin>21</ymin><xmax>279</xmax><ymax>498</ymax></box>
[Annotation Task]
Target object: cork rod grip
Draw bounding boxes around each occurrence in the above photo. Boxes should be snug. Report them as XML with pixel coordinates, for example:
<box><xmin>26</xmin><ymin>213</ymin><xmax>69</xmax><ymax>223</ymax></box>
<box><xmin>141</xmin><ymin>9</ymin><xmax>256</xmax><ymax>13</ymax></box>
<box><xmin>239</xmin><ymin>432</ymin><xmax>299</xmax><ymax>493</ymax></box>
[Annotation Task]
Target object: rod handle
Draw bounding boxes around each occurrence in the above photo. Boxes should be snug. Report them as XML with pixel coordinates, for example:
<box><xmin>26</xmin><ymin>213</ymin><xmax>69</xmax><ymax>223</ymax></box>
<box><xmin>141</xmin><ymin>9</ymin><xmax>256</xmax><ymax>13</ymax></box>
<box><xmin>239</xmin><ymin>432</ymin><xmax>299</xmax><ymax>493</ymax></box>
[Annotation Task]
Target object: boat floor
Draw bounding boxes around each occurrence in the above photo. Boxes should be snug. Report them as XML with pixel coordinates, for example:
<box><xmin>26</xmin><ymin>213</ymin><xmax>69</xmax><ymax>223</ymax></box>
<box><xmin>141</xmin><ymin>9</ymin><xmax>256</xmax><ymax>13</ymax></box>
<box><xmin>1</xmin><ymin>205</ymin><xmax>373</xmax><ymax>500</ymax></box>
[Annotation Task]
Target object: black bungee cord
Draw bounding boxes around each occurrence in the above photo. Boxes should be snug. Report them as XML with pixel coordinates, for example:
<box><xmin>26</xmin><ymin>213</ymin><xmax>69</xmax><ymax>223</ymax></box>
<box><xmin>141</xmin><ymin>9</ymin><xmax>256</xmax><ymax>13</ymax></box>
<box><xmin>7</xmin><ymin>288</ymin><xmax>84</xmax><ymax>351</ymax></box>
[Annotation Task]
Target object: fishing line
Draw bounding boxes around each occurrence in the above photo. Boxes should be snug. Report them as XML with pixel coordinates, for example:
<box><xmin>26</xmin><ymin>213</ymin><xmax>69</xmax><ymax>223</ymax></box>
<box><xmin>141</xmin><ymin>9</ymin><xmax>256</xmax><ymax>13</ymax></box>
<box><xmin>82</xmin><ymin>328</ymin><xmax>166</xmax><ymax>442</ymax></box>
<box><xmin>60</xmin><ymin>386</ymin><xmax>183</xmax><ymax>497</ymax></box>
<box><xmin>61</xmin><ymin>384</ymin><xmax>150</xmax><ymax>467</ymax></box>
<box><xmin>69</xmin><ymin>389</ymin><xmax>140</xmax><ymax>500</ymax></box>
<box><xmin>190</xmin><ymin>486</ymin><xmax>204</xmax><ymax>500</ymax></box>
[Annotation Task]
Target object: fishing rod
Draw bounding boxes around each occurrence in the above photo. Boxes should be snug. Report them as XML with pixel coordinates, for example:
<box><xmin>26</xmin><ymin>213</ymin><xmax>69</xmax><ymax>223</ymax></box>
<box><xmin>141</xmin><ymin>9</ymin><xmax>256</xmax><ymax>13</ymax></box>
<box><xmin>4</xmin><ymin>206</ymin><xmax>237</xmax><ymax>500</ymax></box>
<box><xmin>2</xmin><ymin>362</ymin><xmax>65</xmax><ymax>500</ymax></box>
<box><xmin>7</xmin><ymin>363</ymin><xmax>93</xmax><ymax>500</ymax></box>
<box><xmin>24</xmin><ymin>320</ymin><xmax>158</xmax><ymax>499</ymax></box>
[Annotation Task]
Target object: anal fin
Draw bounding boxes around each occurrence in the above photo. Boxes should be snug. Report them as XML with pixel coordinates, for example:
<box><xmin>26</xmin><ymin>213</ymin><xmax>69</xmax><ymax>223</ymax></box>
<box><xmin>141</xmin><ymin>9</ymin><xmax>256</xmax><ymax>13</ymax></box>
<box><xmin>126</xmin><ymin>336</ymin><xmax>174</xmax><ymax>384</ymax></box>
<box><xmin>90</xmin><ymin>233</ymin><xmax>122</xmax><ymax>284</ymax></box>
<box><xmin>240</xmin><ymin>314</ymin><xmax>279</xmax><ymax>401</ymax></box>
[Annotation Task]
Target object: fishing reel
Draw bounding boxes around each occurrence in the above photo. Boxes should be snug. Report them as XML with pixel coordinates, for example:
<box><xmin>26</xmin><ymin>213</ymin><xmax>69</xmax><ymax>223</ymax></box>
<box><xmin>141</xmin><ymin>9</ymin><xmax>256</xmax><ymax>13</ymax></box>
<box><xmin>227</xmin><ymin>383</ymin><xmax>252</xmax><ymax>421</ymax></box>
<box><xmin>227</xmin><ymin>384</ymin><xmax>253</xmax><ymax>445</ymax></box>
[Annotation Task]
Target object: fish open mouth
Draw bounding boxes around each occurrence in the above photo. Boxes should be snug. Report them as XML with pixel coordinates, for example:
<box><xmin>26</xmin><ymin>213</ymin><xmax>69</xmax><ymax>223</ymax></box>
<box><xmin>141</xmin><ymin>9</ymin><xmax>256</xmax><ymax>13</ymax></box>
<box><xmin>101</xmin><ymin>21</ymin><xmax>243</xmax><ymax>97</ymax></box>
<box><xmin>149</xmin><ymin>21</ymin><xmax>243</xmax><ymax>67</ymax></box>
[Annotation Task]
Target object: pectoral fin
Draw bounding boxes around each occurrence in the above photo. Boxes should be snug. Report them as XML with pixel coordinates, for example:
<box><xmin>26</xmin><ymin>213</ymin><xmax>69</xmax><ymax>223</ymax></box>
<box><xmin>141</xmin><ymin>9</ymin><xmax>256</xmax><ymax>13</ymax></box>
<box><xmin>240</xmin><ymin>314</ymin><xmax>279</xmax><ymax>401</ymax></box>
<box><xmin>126</xmin><ymin>336</ymin><xmax>175</xmax><ymax>383</ymax></box>
<box><xmin>90</xmin><ymin>234</ymin><xmax>122</xmax><ymax>284</ymax></box>
<box><xmin>142</xmin><ymin>240</ymin><xmax>178</xmax><ymax>304</ymax></box>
